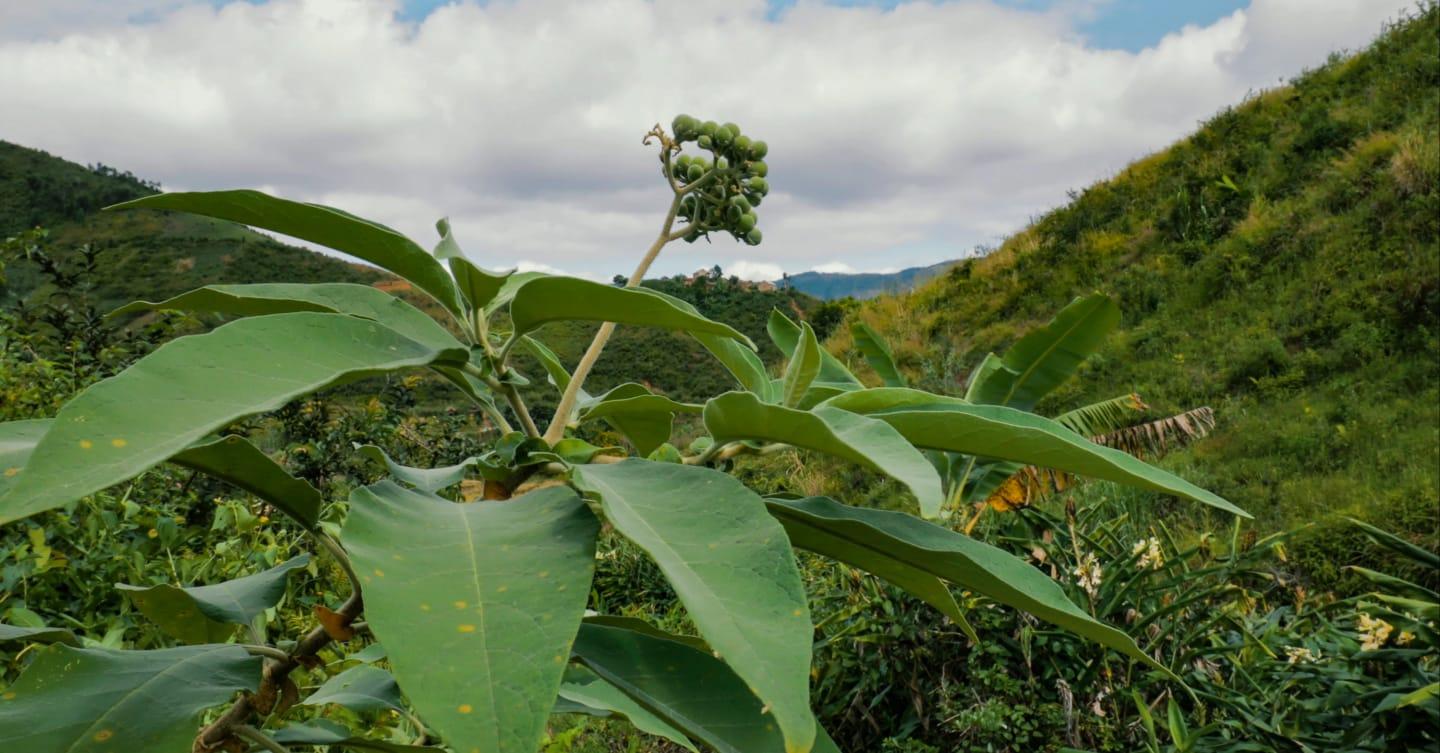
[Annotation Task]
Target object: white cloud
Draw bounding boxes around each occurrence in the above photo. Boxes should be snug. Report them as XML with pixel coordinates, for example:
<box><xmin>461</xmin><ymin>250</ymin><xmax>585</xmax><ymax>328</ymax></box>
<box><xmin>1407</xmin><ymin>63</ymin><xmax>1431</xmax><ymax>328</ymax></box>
<box><xmin>812</xmin><ymin>262</ymin><xmax>857</xmax><ymax>274</ymax></box>
<box><xmin>729</xmin><ymin>261</ymin><xmax>786</xmax><ymax>282</ymax></box>
<box><xmin>0</xmin><ymin>0</ymin><xmax>1413</xmax><ymax>279</ymax></box>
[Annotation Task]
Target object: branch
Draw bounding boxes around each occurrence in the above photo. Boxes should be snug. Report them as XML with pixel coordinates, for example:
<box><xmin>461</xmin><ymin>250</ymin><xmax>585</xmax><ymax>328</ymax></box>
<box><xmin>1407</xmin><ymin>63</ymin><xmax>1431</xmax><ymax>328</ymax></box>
<box><xmin>542</xmin><ymin>189</ymin><xmax>683</xmax><ymax>444</ymax></box>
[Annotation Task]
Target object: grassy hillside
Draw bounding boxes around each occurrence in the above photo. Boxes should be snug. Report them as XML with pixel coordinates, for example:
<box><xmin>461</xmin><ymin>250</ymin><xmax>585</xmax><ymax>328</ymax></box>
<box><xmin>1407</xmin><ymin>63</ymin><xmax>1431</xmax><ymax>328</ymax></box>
<box><xmin>779</xmin><ymin>259</ymin><xmax>957</xmax><ymax>299</ymax></box>
<box><xmin>0</xmin><ymin>140</ymin><xmax>382</xmax><ymax>308</ymax></box>
<box><xmin>835</xmin><ymin>7</ymin><xmax>1439</xmax><ymax>589</ymax></box>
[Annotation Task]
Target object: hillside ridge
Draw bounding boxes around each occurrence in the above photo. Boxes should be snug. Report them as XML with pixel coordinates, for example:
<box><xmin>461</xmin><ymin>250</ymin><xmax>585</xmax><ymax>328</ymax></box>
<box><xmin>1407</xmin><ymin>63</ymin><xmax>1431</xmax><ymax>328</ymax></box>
<box><xmin>836</xmin><ymin>6</ymin><xmax>1439</xmax><ymax>588</ymax></box>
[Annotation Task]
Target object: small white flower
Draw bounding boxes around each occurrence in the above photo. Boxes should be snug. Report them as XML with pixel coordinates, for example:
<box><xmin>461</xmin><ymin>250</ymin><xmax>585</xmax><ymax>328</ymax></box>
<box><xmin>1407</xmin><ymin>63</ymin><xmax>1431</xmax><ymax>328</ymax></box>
<box><xmin>1131</xmin><ymin>537</ymin><xmax>1164</xmax><ymax>570</ymax></box>
<box><xmin>1074</xmin><ymin>552</ymin><xmax>1103</xmax><ymax>598</ymax></box>
<box><xmin>1358</xmin><ymin>613</ymin><xmax>1394</xmax><ymax>651</ymax></box>
<box><xmin>1284</xmin><ymin>646</ymin><xmax>1318</xmax><ymax>664</ymax></box>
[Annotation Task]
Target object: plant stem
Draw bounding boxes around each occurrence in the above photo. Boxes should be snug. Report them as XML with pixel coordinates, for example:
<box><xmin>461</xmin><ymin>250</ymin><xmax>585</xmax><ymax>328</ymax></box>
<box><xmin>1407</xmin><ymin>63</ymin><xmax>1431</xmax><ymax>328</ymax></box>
<box><xmin>241</xmin><ymin>644</ymin><xmax>291</xmax><ymax>662</ymax></box>
<box><xmin>234</xmin><ymin>725</ymin><xmax>289</xmax><ymax>753</ymax></box>
<box><xmin>543</xmin><ymin>191</ymin><xmax>683</xmax><ymax>444</ymax></box>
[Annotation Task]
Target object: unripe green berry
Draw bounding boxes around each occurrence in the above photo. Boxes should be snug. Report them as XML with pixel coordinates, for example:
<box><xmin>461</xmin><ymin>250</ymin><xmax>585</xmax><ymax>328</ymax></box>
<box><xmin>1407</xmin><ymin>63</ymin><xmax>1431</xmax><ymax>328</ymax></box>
<box><xmin>697</xmin><ymin>134</ymin><xmax>712</xmax><ymax>149</ymax></box>
<box><xmin>751</xmin><ymin>160</ymin><xmax>768</xmax><ymax>178</ymax></box>
<box><xmin>722</xmin><ymin>122</ymin><xmax>741</xmax><ymax>137</ymax></box>
<box><xmin>746</xmin><ymin>228</ymin><xmax>763</xmax><ymax>245</ymax></box>
<box><xmin>716</xmin><ymin>157</ymin><xmax>729</xmax><ymax>171</ymax></box>
<box><xmin>671</xmin><ymin>114</ymin><xmax>698</xmax><ymax>140</ymax></box>
<box><xmin>687</xmin><ymin>164</ymin><xmax>704</xmax><ymax>182</ymax></box>
<box><xmin>733</xmin><ymin>135</ymin><xmax>752</xmax><ymax>155</ymax></box>
<box><xmin>714</xmin><ymin>126</ymin><xmax>735</xmax><ymax>146</ymax></box>
<box><xmin>725</xmin><ymin>205</ymin><xmax>742</xmax><ymax>223</ymax></box>
<box><xmin>700</xmin><ymin>120</ymin><xmax>718</xmax><ymax>137</ymax></box>
<box><xmin>730</xmin><ymin>194</ymin><xmax>751</xmax><ymax>212</ymax></box>
<box><xmin>749</xmin><ymin>177</ymin><xmax>768</xmax><ymax>194</ymax></box>
<box><xmin>738</xmin><ymin>212</ymin><xmax>757</xmax><ymax>232</ymax></box>
<box><xmin>749</xmin><ymin>140</ymin><xmax>768</xmax><ymax>159</ymax></box>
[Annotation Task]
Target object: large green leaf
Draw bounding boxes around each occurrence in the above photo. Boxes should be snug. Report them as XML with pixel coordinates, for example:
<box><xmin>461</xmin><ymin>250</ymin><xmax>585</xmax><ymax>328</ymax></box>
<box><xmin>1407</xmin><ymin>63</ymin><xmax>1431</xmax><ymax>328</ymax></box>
<box><xmin>111</xmin><ymin>282</ymin><xmax>463</xmax><ymax>352</ymax></box>
<box><xmin>571</xmin><ymin>461</ymin><xmax>816</xmax><ymax>753</ymax></box>
<box><xmin>109</xmin><ymin>190</ymin><xmax>465</xmax><ymax>317</ymax></box>
<box><xmin>0</xmin><ymin>419</ymin><xmax>48</xmax><ymax>497</ymax></box>
<box><xmin>966</xmin><ymin>293</ymin><xmax>1119</xmax><ymax>411</ymax></box>
<box><xmin>571</xmin><ymin>622</ymin><xmax>794</xmax><ymax>753</ymax></box>
<box><xmin>3</xmin><ymin>425</ymin><xmax>322</xmax><ymax>529</ymax></box>
<box><xmin>780</xmin><ymin>322</ymin><xmax>822</xmax><ymax>408</ymax></box>
<box><xmin>0</xmin><ymin>623</ymin><xmax>80</xmax><ymax>647</ymax></box>
<box><xmin>433</xmin><ymin>218</ymin><xmax>513</xmax><ymax>312</ymax></box>
<box><xmin>0</xmin><ymin>644</ymin><xmax>260</xmax><ymax>752</ymax></box>
<box><xmin>0</xmin><ymin>313</ymin><xmax>467</xmax><ymax>525</ymax></box>
<box><xmin>768</xmin><ymin>497</ymin><xmax>968</xmax><ymax>629</ymax></box>
<box><xmin>767</xmin><ymin>309</ymin><xmax>859</xmax><ymax>387</ymax></box>
<box><xmin>116</xmin><ymin>555</ymin><xmax>310</xmax><ymax>643</ymax></box>
<box><xmin>557</xmin><ymin>666</ymin><xmax>698</xmax><ymax>751</ymax></box>
<box><xmin>354</xmin><ymin>443</ymin><xmax>484</xmax><ymax>493</ymax></box>
<box><xmin>482</xmin><ymin>271</ymin><xmax>549</xmax><ymax>315</ymax></box>
<box><xmin>301</xmin><ymin>665</ymin><xmax>406</xmax><ymax>714</ymax></box>
<box><xmin>821</xmin><ymin>389</ymin><xmax>1246</xmax><ymax>518</ymax></box>
<box><xmin>703</xmin><ymin>392</ymin><xmax>944</xmax><ymax>518</ymax></box>
<box><xmin>171</xmin><ymin>435</ymin><xmax>323</xmax><ymax>528</ymax></box>
<box><xmin>850</xmin><ymin>322</ymin><xmax>907</xmax><ymax>388</ymax></box>
<box><xmin>273</xmin><ymin>719</ymin><xmax>442</xmax><ymax>752</ymax></box>
<box><xmin>765</xmin><ymin>497</ymin><xmax>1174</xmax><ymax>678</ymax></box>
<box><xmin>509</xmin><ymin>277</ymin><xmax>754</xmax><ymax>347</ymax></box>
<box><xmin>579</xmin><ymin>384</ymin><xmax>702</xmax><ymax>457</ymax></box>
<box><xmin>342</xmin><ymin>482</ymin><xmax>598</xmax><ymax>753</ymax></box>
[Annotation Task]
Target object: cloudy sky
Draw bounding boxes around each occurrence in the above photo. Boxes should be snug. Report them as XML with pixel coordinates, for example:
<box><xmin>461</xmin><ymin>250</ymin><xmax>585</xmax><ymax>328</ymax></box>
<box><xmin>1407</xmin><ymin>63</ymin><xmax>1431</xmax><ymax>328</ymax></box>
<box><xmin>0</xmin><ymin>0</ymin><xmax>1410</xmax><ymax>281</ymax></box>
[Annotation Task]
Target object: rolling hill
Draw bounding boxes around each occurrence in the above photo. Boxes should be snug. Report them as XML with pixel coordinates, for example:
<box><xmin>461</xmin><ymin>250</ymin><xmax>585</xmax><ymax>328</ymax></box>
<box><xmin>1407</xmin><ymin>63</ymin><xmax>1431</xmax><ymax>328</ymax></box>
<box><xmin>833</xmin><ymin>6</ymin><xmax>1439</xmax><ymax>589</ymax></box>
<box><xmin>775</xmin><ymin>260</ymin><xmax>959</xmax><ymax>300</ymax></box>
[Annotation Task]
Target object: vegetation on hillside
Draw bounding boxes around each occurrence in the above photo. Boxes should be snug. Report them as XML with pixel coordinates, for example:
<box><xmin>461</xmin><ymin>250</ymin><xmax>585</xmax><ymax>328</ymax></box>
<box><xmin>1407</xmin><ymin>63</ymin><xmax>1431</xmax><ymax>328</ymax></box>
<box><xmin>835</xmin><ymin>5</ymin><xmax>1439</xmax><ymax>591</ymax></box>
<box><xmin>0</xmin><ymin>141</ymin><xmax>382</xmax><ymax>310</ymax></box>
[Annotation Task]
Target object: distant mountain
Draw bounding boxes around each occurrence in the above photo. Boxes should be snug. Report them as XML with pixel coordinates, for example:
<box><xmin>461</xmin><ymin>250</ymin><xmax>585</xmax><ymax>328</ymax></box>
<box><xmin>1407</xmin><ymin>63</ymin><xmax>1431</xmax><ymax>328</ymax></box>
<box><xmin>776</xmin><ymin>260</ymin><xmax>959</xmax><ymax>300</ymax></box>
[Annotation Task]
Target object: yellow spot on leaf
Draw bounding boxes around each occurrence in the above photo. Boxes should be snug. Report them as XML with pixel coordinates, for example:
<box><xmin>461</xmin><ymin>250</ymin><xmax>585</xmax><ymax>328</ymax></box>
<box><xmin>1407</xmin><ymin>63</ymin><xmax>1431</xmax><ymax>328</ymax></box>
<box><xmin>792</xmin><ymin>609</ymin><xmax>805</xmax><ymax>617</ymax></box>
<box><xmin>3</xmin><ymin>468</ymin><xmax>18</xmax><ymax>478</ymax></box>
<box><xmin>453</xmin><ymin>600</ymin><xmax>467</xmax><ymax>609</ymax></box>
<box><xmin>457</xmin><ymin>624</ymin><xmax>476</xmax><ymax>633</ymax></box>
<box><xmin>537</xmin><ymin>570</ymin><xmax>549</xmax><ymax>578</ymax></box>
<box><xmin>457</xmin><ymin>704</ymin><xmax>473</xmax><ymax>714</ymax></box>
<box><xmin>78</xmin><ymin>440</ymin><xmax>93</xmax><ymax>450</ymax></box>
<box><xmin>147</xmin><ymin>529</ymin><xmax>159</xmax><ymax>539</ymax></box>
<box><xmin>373</xmin><ymin>568</ymin><xmax>385</xmax><ymax>578</ymax></box>
<box><xmin>1</xmin><ymin>691</ymin><xmax>14</xmax><ymax>700</ymax></box>
<box><xmin>496</xmin><ymin>585</ymin><xmax>508</xmax><ymax>593</ymax></box>
<box><xmin>419</xmin><ymin>603</ymin><xmax>431</xmax><ymax>612</ymax></box>
<box><xmin>93</xmin><ymin>729</ymin><xmax>114</xmax><ymax>742</ymax></box>
<box><xmin>556</xmin><ymin>584</ymin><xmax>567</xmax><ymax>591</ymax></box>
<box><xmin>110</xmin><ymin>438</ymin><xmax>127</xmax><ymax>448</ymax></box>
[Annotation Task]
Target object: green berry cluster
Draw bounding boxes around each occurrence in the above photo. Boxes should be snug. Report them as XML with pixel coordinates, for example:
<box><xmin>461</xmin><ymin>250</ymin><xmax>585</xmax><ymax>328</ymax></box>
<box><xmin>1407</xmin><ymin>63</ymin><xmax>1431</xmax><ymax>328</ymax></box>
<box><xmin>669</xmin><ymin>114</ymin><xmax>769</xmax><ymax>245</ymax></box>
